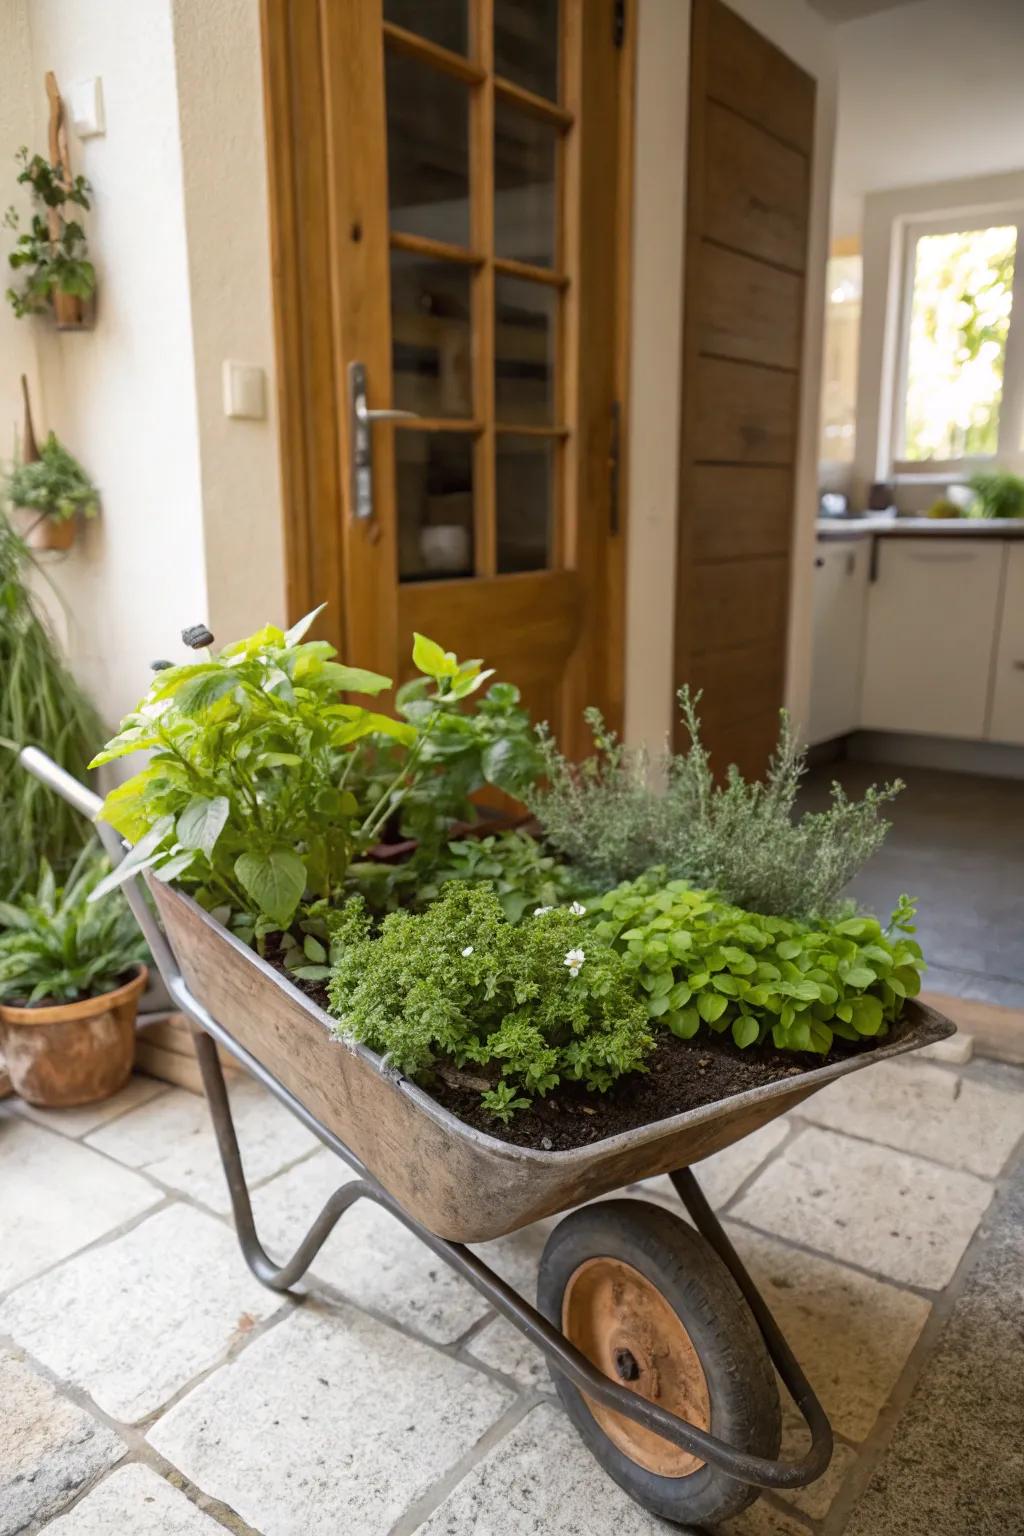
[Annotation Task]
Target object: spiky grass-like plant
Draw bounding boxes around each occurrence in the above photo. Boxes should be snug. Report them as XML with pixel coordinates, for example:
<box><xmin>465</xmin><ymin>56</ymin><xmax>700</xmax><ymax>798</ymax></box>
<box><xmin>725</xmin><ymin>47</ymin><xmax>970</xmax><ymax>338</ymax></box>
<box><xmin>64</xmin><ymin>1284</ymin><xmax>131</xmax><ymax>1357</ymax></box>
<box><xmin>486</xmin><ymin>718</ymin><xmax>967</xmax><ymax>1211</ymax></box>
<box><xmin>0</xmin><ymin>504</ymin><xmax>105</xmax><ymax>900</ymax></box>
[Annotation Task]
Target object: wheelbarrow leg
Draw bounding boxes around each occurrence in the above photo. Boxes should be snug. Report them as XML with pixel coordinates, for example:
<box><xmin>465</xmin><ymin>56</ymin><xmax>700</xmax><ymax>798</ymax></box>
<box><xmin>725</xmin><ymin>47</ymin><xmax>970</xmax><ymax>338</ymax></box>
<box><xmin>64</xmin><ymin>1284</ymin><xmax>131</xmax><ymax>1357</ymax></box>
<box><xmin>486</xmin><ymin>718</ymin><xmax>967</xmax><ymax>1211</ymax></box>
<box><xmin>669</xmin><ymin>1167</ymin><xmax>833</xmax><ymax>1455</ymax></box>
<box><xmin>191</xmin><ymin>1028</ymin><xmax>373</xmax><ymax>1294</ymax></box>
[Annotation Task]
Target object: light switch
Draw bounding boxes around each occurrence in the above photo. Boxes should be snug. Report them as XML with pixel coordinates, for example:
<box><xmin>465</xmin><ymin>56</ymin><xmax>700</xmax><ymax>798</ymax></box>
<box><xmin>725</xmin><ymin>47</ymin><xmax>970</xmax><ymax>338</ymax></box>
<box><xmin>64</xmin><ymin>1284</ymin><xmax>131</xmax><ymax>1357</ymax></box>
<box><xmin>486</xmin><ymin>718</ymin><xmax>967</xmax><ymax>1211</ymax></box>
<box><xmin>222</xmin><ymin>361</ymin><xmax>267</xmax><ymax>420</ymax></box>
<box><xmin>69</xmin><ymin>78</ymin><xmax>105</xmax><ymax>139</ymax></box>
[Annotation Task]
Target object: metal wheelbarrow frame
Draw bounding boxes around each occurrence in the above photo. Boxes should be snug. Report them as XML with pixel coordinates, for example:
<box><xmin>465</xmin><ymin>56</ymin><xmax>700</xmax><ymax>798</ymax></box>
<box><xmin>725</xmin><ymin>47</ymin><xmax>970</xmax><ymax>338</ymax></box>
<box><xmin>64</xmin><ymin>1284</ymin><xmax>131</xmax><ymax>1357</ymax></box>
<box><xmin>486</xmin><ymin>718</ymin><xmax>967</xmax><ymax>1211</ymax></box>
<box><xmin>19</xmin><ymin>747</ymin><xmax>956</xmax><ymax>1521</ymax></box>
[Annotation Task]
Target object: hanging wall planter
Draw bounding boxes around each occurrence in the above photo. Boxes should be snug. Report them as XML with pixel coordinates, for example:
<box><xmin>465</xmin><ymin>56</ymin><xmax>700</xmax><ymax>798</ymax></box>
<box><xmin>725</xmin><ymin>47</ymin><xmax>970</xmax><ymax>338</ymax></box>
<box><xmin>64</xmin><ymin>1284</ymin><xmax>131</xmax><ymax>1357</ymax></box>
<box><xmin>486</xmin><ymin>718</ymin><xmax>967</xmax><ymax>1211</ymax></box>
<box><xmin>4</xmin><ymin>73</ymin><xmax>97</xmax><ymax>329</ymax></box>
<box><xmin>3</xmin><ymin>376</ymin><xmax>100</xmax><ymax>553</ymax></box>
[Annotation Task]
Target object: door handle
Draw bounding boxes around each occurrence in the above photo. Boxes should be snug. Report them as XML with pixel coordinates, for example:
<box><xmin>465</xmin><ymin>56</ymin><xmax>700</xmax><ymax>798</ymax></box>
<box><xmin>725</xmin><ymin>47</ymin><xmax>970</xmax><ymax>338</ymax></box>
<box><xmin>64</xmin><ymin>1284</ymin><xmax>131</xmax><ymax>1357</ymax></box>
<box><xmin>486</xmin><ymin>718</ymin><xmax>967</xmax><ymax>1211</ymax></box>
<box><xmin>347</xmin><ymin>361</ymin><xmax>419</xmax><ymax>520</ymax></box>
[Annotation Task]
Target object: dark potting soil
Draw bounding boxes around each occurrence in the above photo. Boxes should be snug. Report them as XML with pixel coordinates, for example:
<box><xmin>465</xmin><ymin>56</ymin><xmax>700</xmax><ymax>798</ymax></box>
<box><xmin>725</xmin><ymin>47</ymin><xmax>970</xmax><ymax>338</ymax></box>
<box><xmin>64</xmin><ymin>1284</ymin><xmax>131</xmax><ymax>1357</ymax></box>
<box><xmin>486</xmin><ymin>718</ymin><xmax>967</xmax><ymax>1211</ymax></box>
<box><xmin>272</xmin><ymin>947</ymin><xmax>924</xmax><ymax>1153</ymax></box>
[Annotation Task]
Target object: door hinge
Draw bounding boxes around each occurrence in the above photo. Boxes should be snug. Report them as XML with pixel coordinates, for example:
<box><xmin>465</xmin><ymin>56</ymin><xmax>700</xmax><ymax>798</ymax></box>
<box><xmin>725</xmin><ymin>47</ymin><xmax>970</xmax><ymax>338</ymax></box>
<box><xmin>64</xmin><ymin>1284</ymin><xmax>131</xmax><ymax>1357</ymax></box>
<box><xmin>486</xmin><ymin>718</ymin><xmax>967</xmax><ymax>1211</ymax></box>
<box><xmin>613</xmin><ymin>0</ymin><xmax>626</xmax><ymax>49</ymax></box>
<box><xmin>609</xmin><ymin>399</ymin><xmax>621</xmax><ymax>535</ymax></box>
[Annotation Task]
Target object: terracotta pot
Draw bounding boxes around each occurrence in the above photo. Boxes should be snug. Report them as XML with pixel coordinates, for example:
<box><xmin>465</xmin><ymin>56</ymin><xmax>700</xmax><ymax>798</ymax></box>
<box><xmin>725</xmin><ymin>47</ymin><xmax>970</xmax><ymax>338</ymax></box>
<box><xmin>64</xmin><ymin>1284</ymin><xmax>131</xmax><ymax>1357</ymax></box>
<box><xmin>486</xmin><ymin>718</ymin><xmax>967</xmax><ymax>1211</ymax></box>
<box><xmin>13</xmin><ymin>509</ymin><xmax>77</xmax><ymax>552</ymax></box>
<box><xmin>0</xmin><ymin>966</ymin><xmax>148</xmax><ymax>1108</ymax></box>
<box><xmin>53</xmin><ymin>288</ymin><xmax>95</xmax><ymax>330</ymax></box>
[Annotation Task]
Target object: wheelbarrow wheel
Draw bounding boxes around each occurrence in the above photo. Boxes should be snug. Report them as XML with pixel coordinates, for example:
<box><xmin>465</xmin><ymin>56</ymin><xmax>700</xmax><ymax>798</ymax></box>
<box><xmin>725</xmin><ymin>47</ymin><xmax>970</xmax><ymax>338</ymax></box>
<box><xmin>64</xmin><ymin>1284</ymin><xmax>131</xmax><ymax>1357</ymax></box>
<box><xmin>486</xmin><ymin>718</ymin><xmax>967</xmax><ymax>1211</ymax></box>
<box><xmin>538</xmin><ymin>1198</ymin><xmax>780</xmax><ymax>1527</ymax></box>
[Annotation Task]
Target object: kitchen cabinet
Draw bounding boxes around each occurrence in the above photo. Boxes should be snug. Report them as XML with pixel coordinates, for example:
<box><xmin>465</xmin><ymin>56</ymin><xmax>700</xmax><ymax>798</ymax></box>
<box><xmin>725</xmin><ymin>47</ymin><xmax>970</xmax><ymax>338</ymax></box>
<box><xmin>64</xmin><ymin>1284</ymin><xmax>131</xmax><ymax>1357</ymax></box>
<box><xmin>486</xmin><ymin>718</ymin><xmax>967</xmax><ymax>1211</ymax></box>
<box><xmin>808</xmin><ymin>539</ymin><xmax>870</xmax><ymax>744</ymax></box>
<box><xmin>989</xmin><ymin>542</ymin><xmax>1024</xmax><ymax>745</ymax></box>
<box><xmin>860</xmin><ymin>539</ymin><xmax>1004</xmax><ymax>738</ymax></box>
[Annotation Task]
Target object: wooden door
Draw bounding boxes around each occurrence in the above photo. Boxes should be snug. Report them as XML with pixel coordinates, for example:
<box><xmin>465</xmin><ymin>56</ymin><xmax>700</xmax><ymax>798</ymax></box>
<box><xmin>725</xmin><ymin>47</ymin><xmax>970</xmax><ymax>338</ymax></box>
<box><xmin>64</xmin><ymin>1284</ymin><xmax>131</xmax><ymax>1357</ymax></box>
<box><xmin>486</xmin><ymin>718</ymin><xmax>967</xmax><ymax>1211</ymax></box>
<box><xmin>262</xmin><ymin>0</ymin><xmax>631</xmax><ymax>750</ymax></box>
<box><xmin>674</xmin><ymin>0</ymin><xmax>815</xmax><ymax>777</ymax></box>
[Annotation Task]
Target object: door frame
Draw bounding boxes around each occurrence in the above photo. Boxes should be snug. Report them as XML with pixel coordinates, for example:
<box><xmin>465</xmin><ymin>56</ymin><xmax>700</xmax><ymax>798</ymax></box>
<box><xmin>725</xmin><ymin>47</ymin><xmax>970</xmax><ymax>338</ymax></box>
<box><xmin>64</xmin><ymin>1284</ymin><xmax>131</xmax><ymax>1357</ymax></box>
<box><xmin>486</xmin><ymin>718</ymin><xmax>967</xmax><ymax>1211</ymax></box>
<box><xmin>260</xmin><ymin>0</ymin><xmax>636</xmax><ymax>736</ymax></box>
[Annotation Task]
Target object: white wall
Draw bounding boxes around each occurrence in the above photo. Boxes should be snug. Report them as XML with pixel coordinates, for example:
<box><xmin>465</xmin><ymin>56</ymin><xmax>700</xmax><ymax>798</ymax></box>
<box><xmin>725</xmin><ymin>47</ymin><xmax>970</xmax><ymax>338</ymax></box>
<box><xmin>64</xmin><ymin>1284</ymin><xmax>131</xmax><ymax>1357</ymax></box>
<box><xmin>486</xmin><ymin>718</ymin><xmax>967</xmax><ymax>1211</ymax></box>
<box><xmin>171</xmin><ymin>0</ymin><xmax>285</xmax><ymax>645</ymax></box>
<box><xmin>0</xmin><ymin>0</ymin><xmax>283</xmax><ymax>730</ymax></box>
<box><xmin>624</xmin><ymin>0</ymin><xmax>837</xmax><ymax>748</ymax></box>
<box><xmin>832</xmin><ymin>0</ymin><xmax>1024</xmax><ymax>241</ymax></box>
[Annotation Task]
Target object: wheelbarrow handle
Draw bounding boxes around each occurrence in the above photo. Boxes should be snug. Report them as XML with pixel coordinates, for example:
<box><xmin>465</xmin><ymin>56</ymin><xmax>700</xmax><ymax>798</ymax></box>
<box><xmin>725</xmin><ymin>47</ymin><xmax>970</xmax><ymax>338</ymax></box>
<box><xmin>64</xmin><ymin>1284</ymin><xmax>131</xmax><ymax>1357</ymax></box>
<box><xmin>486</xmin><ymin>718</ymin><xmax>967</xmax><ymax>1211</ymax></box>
<box><xmin>17</xmin><ymin>747</ymin><xmax>180</xmax><ymax>980</ymax></box>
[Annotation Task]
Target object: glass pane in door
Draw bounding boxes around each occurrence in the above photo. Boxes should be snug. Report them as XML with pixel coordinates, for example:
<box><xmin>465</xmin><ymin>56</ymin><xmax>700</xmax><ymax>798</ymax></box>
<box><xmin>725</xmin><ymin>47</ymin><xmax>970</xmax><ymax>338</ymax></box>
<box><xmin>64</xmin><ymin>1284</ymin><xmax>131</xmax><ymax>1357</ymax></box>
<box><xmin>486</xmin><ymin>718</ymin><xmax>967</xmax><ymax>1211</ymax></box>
<box><xmin>495</xmin><ymin>276</ymin><xmax>557</xmax><ymax>424</ymax></box>
<box><xmin>493</xmin><ymin>0</ymin><xmax>559</xmax><ymax>101</ymax></box>
<box><xmin>494</xmin><ymin>103</ymin><xmax>557</xmax><ymax>268</ymax></box>
<box><xmin>383</xmin><ymin>0</ymin><xmax>468</xmax><ymax>56</ymax></box>
<box><xmin>386</xmin><ymin>54</ymin><xmax>470</xmax><ymax>248</ymax></box>
<box><xmin>397</xmin><ymin>432</ymin><xmax>476</xmax><ymax>581</ymax></box>
<box><xmin>496</xmin><ymin>435</ymin><xmax>554</xmax><ymax>572</ymax></box>
<box><xmin>391</xmin><ymin>253</ymin><xmax>472</xmax><ymax>417</ymax></box>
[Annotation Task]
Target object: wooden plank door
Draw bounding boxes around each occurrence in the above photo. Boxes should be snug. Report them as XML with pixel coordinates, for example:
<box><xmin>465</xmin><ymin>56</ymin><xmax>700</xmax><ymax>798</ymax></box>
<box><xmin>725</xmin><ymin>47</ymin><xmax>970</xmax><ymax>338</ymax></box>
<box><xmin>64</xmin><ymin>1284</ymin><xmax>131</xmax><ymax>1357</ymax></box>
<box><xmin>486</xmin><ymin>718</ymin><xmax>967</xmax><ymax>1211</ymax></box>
<box><xmin>674</xmin><ymin>0</ymin><xmax>815</xmax><ymax>778</ymax></box>
<box><xmin>263</xmin><ymin>0</ymin><xmax>630</xmax><ymax>751</ymax></box>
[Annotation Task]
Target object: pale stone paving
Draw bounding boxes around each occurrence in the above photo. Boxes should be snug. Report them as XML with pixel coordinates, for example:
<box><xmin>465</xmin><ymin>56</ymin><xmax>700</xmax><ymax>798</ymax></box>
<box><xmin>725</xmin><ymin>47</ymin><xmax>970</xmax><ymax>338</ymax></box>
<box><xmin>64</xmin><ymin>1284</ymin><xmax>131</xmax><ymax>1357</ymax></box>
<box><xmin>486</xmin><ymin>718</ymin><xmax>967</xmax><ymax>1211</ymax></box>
<box><xmin>0</xmin><ymin>1050</ymin><xmax>1021</xmax><ymax>1536</ymax></box>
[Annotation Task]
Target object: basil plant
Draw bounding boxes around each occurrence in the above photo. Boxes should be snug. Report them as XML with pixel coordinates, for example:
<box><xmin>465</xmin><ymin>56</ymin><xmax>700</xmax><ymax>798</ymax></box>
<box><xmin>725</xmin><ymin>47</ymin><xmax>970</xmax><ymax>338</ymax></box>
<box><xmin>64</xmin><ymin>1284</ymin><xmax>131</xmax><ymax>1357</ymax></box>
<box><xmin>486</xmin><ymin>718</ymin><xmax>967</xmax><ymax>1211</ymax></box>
<box><xmin>89</xmin><ymin>612</ymin><xmax>538</xmax><ymax>935</ymax></box>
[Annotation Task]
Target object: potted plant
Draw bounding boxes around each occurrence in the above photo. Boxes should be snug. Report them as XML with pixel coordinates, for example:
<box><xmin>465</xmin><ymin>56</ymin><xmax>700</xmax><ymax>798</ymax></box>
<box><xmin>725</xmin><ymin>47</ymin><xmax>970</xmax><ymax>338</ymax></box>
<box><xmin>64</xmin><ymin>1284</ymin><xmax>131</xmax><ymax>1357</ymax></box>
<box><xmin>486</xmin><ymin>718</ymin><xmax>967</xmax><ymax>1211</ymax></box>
<box><xmin>968</xmin><ymin>469</ymin><xmax>1024</xmax><ymax>520</ymax></box>
<box><xmin>4</xmin><ymin>431</ymin><xmax>99</xmax><ymax>552</ymax></box>
<box><xmin>4</xmin><ymin>146</ymin><xmax>95</xmax><ymax>328</ymax></box>
<box><xmin>0</xmin><ymin>848</ymin><xmax>149</xmax><ymax>1107</ymax></box>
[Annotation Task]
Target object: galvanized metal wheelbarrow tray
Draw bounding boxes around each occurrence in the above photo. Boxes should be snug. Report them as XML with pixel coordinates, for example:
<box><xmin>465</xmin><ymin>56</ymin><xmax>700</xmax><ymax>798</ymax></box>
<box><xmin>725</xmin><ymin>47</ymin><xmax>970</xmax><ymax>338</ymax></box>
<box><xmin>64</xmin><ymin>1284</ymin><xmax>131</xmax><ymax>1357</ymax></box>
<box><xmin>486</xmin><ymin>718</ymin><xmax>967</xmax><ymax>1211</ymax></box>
<box><xmin>21</xmin><ymin>747</ymin><xmax>955</xmax><ymax>1514</ymax></box>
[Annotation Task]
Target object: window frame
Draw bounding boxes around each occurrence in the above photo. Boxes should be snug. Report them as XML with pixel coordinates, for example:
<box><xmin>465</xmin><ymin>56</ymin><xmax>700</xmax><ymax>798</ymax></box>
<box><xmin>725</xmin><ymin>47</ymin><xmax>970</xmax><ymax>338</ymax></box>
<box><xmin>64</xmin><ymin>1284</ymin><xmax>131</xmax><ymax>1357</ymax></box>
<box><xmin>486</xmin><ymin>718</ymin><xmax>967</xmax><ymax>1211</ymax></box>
<box><xmin>889</xmin><ymin>207</ymin><xmax>1024</xmax><ymax>481</ymax></box>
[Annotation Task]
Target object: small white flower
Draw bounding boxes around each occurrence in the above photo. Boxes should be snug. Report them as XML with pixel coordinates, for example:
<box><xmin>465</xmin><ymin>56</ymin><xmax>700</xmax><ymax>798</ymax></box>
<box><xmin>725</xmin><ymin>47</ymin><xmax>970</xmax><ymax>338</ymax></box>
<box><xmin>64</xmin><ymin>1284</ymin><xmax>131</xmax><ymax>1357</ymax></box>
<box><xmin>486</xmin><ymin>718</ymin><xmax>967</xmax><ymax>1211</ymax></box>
<box><xmin>569</xmin><ymin>900</ymin><xmax>587</xmax><ymax>916</ymax></box>
<box><xmin>533</xmin><ymin>905</ymin><xmax>553</xmax><ymax>916</ymax></box>
<box><xmin>564</xmin><ymin>947</ymin><xmax>585</xmax><ymax>978</ymax></box>
<box><xmin>461</xmin><ymin>945</ymin><xmax>474</xmax><ymax>957</ymax></box>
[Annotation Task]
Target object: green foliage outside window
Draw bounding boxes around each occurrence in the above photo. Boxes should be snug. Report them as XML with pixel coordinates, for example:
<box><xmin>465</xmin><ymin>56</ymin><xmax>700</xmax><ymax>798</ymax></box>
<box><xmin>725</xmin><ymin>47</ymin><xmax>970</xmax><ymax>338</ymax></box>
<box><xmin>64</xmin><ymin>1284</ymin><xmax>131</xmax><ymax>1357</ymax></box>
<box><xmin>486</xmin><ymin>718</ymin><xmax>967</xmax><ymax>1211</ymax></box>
<box><xmin>902</xmin><ymin>225</ymin><xmax>1016</xmax><ymax>462</ymax></box>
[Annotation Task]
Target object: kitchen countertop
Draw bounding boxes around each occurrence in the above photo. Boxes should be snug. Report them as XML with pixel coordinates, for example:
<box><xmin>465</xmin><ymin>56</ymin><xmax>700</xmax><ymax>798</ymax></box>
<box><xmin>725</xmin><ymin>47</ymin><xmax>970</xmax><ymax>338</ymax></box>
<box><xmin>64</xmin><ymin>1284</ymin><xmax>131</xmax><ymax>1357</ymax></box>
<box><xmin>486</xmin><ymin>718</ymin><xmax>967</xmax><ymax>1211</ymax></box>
<box><xmin>817</xmin><ymin>516</ymin><xmax>1024</xmax><ymax>540</ymax></box>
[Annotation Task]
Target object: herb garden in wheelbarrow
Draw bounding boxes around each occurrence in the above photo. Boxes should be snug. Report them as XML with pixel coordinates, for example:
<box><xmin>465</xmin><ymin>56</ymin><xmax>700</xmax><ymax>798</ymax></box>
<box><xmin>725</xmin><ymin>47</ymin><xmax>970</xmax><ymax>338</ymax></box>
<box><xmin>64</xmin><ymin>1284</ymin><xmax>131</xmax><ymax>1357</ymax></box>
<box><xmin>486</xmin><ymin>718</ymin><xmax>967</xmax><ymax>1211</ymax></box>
<box><xmin>43</xmin><ymin>606</ymin><xmax>951</xmax><ymax>1528</ymax></box>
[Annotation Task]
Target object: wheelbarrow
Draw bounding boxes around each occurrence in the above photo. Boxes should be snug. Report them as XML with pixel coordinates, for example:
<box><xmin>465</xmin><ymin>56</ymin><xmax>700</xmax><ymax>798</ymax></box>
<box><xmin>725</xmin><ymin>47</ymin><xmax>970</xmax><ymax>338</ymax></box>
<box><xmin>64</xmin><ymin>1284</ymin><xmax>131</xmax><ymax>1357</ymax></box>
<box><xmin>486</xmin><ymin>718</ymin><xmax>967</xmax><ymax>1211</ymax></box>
<box><xmin>20</xmin><ymin>747</ymin><xmax>955</xmax><ymax>1528</ymax></box>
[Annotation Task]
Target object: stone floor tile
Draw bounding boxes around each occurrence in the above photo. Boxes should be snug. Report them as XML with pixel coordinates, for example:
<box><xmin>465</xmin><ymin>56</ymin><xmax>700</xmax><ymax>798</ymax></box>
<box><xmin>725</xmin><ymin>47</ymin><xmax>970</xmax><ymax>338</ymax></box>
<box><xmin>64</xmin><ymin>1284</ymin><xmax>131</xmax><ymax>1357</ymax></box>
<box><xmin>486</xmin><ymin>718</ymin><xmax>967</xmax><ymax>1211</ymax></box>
<box><xmin>719</xmin><ymin>1499</ymin><xmax>811</xmax><ymax>1536</ymax></box>
<box><xmin>844</xmin><ymin>1155</ymin><xmax>1024</xmax><ymax>1536</ymax></box>
<box><xmin>0</xmin><ymin>1204</ymin><xmax>277</xmax><ymax>1423</ymax></box>
<box><xmin>471</xmin><ymin>1216</ymin><xmax>558</xmax><ymax>1301</ymax></box>
<box><xmin>0</xmin><ymin>1350</ymin><xmax>124</xmax><ymax>1535</ymax></box>
<box><xmin>147</xmin><ymin>1301</ymin><xmax>513</xmax><ymax>1536</ymax></box>
<box><xmin>0</xmin><ymin>1119</ymin><xmax>161</xmax><ymax>1295</ymax></box>
<box><xmin>463</xmin><ymin>1316</ymin><xmax>552</xmax><ymax>1392</ymax></box>
<box><xmin>796</xmin><ymin>1058</ymin><xmax>1022</xmax><ymax>1177</ymax></box>
<box><xmin>14</xmin><ymin>1074</ymin><xmax>168</xmax><ymax>1139</ymax></box>
<box><xmin>731</xmin><ymin>1126</ymin><xmax>993</xmax><ymax>1288</ymax></box>
<box><xmin>920</xmin><ymin>1032</ymin><xmax>974</xmax><ymax>1065</ymax></box>
<box><xmin>250</xmin><ymin>1149</ymin><xmax>489</xmax><ymax>1343</ymax></box>
<box><xmin>777</xmin><ymin>1434</ymin><xmax>857</xmax><ymax>1520</ymax></box>
<box><xmin>44</xmin><ymin>1463</ymin><xmax>223</xmax><ymax>1534</ymax></box>
<box><xmin>85</xmin><ymin>1077</ymin><xmax>319</xmax><ymax>1212</ymax></box>
<box><xmin>418</xmin><ymin>1401</ymin><xmax>672</xmax><ymax>1535</ymax></box>
<box><xmin>634</xmin><ymin>1118</ymin><xmax>791</xmax><ymax>1211</ymax></box>
<box><xmin>727</xmin><ymin>1225</ymin><xmax>930</xmax><ymax>1441</ymax></box>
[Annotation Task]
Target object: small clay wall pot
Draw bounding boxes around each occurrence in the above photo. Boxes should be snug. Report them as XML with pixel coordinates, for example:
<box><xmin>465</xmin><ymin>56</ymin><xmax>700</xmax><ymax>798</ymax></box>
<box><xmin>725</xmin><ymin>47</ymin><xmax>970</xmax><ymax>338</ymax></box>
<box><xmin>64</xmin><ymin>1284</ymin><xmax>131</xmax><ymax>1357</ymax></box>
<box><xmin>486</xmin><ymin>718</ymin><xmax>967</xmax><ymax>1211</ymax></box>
<box><xmin>0</xmin><ymin>966</ymin><xmax>148</xmax><ymax>1108</ymax></box>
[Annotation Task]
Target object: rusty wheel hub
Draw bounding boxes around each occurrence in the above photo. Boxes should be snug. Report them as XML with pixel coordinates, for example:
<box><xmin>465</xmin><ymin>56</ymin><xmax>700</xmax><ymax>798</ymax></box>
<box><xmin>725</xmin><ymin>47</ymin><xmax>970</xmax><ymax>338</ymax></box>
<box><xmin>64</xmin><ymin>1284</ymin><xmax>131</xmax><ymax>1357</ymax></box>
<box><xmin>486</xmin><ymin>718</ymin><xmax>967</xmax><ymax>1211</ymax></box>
<box><xmin>562</xmin><ymin>1256</ymin><xmax>711</xmax><ymax>1478</ymax></box>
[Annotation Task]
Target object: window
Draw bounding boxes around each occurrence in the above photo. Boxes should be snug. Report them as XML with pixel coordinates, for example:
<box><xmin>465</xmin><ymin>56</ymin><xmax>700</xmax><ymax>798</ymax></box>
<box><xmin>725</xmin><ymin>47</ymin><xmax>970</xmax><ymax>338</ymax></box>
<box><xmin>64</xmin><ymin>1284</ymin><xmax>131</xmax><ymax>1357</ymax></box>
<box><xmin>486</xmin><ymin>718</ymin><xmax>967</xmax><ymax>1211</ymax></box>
<box><xmin>819</xmin><ymin>254</ymin><xmax>862</xmax><ymax>467</ymax></box>
<box><xmin>891</xmin><ymin>216</ymin><xmax>1024</xmax><ymax>477</ymax></box>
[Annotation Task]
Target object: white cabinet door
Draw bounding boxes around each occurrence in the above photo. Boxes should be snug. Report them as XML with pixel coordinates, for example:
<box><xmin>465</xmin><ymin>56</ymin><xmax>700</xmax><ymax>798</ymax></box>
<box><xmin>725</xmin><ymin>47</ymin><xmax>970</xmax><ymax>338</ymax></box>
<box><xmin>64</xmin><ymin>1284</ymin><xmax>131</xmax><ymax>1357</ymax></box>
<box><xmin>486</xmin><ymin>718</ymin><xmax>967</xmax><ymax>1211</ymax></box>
<box><xmin>861</xmin><ymin>539</ymin><xmax>1004</xmax><ymax>738</ymax></box>
<box><xmin>808</xmin><ymin>539</ymin><xmax>870</xmax><ymax>744</ymax></box>
<box><xmin>989</xmin><ymin>542</ymin><xmax>1024</xmax><ymax>745</ymax></box>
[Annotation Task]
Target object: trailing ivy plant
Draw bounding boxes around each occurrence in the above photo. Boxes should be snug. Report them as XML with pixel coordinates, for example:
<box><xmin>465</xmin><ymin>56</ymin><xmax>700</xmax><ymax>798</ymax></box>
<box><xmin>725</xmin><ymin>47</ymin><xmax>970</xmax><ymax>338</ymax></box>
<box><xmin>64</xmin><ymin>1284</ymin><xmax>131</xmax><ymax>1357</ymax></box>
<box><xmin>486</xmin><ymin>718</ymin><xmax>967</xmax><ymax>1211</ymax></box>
<box><xmin>326</xmin><ymin>885</ymin><xmax>653</xmax><ymax>1121</ymax></box>
<box><xmin>527</xmin><ymin>690</ymin><xmax>902</xmax><ymax>921</ymax></box>
<box><xmin>587</xmin><ymin>872</ymin><xmax>925</xmax><ymax>1055</ymax></box>
<box><xmin>0</xmin><ymin>846</ymin><xmax>148</xmax><ymax>1005</ymax></box>
<box><xmin>90</xmin><ymin>618</ymin><xmax>538</xmax><ymax>934</ymax></box>
<box><xmin>4</xmin><ymin>148</ymin><xmax>95</xmax><ymax>318</ymax></box>
<box><xmin>6</xmin><ymin>432</ymin><xmax>99</xmax><ymax>525</ymax></box>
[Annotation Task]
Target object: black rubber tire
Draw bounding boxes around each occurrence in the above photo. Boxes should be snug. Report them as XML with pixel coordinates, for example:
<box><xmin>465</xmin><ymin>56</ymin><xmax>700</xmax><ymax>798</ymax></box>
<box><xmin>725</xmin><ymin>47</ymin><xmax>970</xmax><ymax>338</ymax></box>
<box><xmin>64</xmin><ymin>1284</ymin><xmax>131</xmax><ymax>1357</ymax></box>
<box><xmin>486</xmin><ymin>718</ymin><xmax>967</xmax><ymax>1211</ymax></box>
<box><xmin>537</xmin><ymin>1198</ymin><xmax>781</xmax><ymax>1528</ymax></box>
